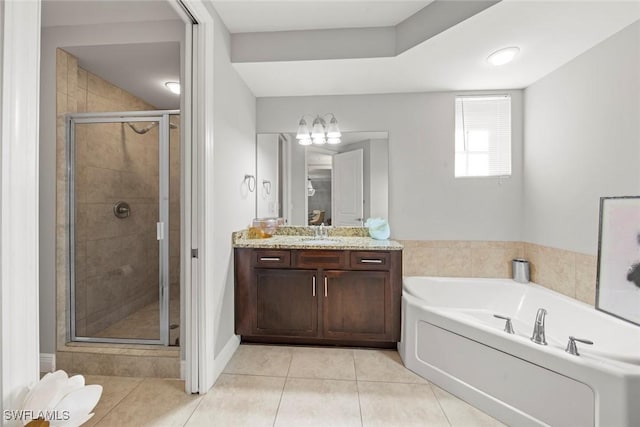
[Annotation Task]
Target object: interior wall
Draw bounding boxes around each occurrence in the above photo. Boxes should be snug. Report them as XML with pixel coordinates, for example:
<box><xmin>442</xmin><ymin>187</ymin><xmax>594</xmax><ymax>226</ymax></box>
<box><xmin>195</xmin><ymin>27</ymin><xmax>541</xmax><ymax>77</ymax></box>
<box><xmin>39</xmin><ymin>21</ymin><xmax>183</xmax><ymax>354</ymax></box>
<box><xmin>523</xmin><ymin>21</ymin><xmax>640</xmax><ymax>256</ymax></box>
<box><xmin>209</xmin><ymin>7</ymin><xmax>257</xmax><ymax>356</ymax></box>
<box><xmin>257</xmin><ymin>90</ymin><xmax>524</xmax><ymax>241</ymax></box>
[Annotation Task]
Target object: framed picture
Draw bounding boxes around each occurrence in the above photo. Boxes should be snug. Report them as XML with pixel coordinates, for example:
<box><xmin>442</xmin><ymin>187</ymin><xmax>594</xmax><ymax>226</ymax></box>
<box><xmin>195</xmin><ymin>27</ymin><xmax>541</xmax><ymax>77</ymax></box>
<box><xmin>596</xmin><ymin>196</ymin><xmax>640</xmax><ymax>325</ymax></box>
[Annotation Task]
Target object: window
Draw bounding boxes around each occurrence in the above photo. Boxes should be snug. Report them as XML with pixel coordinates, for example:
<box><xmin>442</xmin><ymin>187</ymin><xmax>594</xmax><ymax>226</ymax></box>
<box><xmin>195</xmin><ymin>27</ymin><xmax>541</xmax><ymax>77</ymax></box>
<box><xmin>455</xmin><ymin>95</ymin><xmax>511</xmax><ymax>177</ymax></box>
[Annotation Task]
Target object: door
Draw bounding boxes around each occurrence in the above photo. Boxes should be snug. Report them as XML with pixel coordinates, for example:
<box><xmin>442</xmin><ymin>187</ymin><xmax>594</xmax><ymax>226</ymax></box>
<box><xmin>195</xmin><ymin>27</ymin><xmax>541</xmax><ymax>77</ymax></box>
<box><xmin>68</xmin><ymin>112</ymin><xmax>173</xmax><ymax>345</ymax></box>
<box><xmin>332</xmin><ymin>149</ymin><xmax>364</xmax><ymax>226</ymax></box>
<box><xmin>322</xmin><ymin>270</ymin><xmax>392</xmax><ymax>341</ymax></box>
<box><xmin>253</xmin><ymin>269</ymin><xmax>318</xmax><ymax>337</ymax></box>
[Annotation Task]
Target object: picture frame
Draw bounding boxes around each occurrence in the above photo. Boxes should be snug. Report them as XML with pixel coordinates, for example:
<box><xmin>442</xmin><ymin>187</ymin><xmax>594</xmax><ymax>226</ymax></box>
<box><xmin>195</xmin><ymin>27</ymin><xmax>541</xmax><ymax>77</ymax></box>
<box><xmin>596</xmin><ymin>196</ymin><xmax>640</xmax><ymax>326</ymax></box>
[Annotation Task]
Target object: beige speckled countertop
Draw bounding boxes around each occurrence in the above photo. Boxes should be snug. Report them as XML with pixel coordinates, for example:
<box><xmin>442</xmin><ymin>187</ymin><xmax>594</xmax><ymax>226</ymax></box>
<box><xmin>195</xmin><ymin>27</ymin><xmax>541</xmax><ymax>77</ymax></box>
<box><xmin>233</xmin><ymin>226</ymin><xmax>403</xmax><ymax>250</ymax></box>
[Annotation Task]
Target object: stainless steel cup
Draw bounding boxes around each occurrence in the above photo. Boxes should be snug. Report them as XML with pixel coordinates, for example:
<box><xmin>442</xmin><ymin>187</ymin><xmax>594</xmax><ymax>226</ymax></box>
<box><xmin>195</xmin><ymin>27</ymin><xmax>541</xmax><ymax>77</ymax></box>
<box><xmin>512</xmin><ymin>259</ymin><xmax>530</xmax><ymax>283</ymax></box>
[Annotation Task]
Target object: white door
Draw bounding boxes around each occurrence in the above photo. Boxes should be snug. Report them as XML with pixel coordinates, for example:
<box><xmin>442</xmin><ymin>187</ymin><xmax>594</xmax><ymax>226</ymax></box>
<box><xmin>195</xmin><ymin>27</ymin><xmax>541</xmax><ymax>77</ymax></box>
<box><xmin>332</xmin><ymin>149</ymin><xmax>364</xmax><ymax>226</ymax></box>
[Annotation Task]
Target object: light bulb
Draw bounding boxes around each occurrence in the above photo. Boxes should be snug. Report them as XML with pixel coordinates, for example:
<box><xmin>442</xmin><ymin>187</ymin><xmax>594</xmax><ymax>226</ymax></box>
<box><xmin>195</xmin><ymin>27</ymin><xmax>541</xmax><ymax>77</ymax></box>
<box><xmin>327</xmin><ymin>138</ymin><xmax>341</xmax><ymax>145</ymax></box>
<box><xmin>299</xmin><ymin>138</ymin><xmax>312</xmax><ymax>146</ymax></box>
<box><xmin>164</xmin><ymin>81</ymin><xmax>180</xmax><ymax>94</ymax></box>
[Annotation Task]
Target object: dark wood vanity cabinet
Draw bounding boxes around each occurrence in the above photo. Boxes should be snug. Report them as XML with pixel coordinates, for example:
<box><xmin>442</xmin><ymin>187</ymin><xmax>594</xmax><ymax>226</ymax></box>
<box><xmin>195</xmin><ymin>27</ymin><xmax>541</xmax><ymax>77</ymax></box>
<box><xmin>235</xmin><ymin>248</ymin><xmax>402</xmax><ymax>347</ymax></box>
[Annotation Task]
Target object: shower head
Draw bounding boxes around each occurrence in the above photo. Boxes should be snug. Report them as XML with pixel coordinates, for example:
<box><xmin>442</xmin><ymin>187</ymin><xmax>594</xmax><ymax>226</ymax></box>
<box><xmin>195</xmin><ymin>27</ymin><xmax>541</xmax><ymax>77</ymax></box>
<box><xmin>126</xmin><ymin>121</ymin><xmax>178</xmax><ymax>135</ymax></box>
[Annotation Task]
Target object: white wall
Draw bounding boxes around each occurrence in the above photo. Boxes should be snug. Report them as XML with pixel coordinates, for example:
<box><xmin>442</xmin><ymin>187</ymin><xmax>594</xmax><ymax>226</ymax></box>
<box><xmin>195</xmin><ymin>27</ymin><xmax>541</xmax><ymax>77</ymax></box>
<box><xmin>369</xmin><ymin>138</ymin><xmax>389</xmax><ymax>219</ymax></box>
<box><xmin>523</xmin><ymin>21</ymin><xmax>640</xmax><ymax>255</ymax></box>
<box><xmin>257</xmin><ymin>90</ymin><xmax>524</xmax><ymax>241</ymax></box>
<box><xmin>39</xmin><ymin>21</ymin><xmax>183</xmax><ymax>355</ymax></box>
<box><xmin>208</xmin><ymin>7</ymin><xmax>257</xmax><ymax>356</ymax></box>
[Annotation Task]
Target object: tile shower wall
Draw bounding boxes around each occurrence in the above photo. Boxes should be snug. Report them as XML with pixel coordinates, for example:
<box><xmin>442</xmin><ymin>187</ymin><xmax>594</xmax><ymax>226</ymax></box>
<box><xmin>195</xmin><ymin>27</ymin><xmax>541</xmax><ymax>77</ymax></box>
<box><xmin>56</xmin><ymin>48</ymin><xmax>181</xmax><ymax>340</ymax></box>
<box><xmin>401</xmin><ymin>240</ymin><xmax>597</xmax><ymax>306</ymax></box>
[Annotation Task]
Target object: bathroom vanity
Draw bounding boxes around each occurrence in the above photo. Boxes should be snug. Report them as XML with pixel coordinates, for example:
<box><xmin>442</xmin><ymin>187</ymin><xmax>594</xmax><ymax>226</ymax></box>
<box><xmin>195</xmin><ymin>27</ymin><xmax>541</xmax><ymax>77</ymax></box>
<box><xmin>233</xmin><ymin>229</ymin><xmax>403</xmax><ymax>348</ymax></box>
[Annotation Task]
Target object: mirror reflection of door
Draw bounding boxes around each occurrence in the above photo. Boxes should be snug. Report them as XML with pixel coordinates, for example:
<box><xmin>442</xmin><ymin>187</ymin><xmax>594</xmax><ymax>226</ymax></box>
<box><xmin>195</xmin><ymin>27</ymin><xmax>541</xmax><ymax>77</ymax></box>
<box><xmin>307</xmin><ymin>150</ymin><xmax>333</xmax><ymax>225</ymax></box>
<box><xmin>332</xmin><ymin>149</ymin><xmax>364</xmax><ymax>226</ymax></box>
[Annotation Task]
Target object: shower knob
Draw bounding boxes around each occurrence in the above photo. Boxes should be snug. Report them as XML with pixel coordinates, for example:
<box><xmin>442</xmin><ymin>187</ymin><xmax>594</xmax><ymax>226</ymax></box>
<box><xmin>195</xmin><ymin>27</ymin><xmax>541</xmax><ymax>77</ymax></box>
<box><xmin>113</xmin><ymin>201</ymin><xmax>131</xmax><ymax>219</ymax></box>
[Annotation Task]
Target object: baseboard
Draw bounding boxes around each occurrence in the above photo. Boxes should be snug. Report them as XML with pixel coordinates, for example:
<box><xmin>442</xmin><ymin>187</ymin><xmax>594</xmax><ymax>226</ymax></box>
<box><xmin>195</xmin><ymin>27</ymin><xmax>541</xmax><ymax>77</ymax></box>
<box><xmin>212</xmin><ymin>335</ymin><xmax>240</xmax><ymax>383</ymax></box>
<box><xmin>40</xmin><ymin>353</ymin><xmax>56</xmax><ymax>373</ymax></box>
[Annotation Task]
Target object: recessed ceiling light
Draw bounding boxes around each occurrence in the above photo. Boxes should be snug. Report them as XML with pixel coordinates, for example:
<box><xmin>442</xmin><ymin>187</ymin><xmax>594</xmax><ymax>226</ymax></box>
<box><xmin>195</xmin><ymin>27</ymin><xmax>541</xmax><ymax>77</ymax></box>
<box><xmin>164</xmin><ymin>81</ymin><xmax>180</xmax><ymax>95</ymax></box>
<box><xmin>487</xmin><ymin>47</ymin><xmax>520</xmax><ymax>66</ymax></box>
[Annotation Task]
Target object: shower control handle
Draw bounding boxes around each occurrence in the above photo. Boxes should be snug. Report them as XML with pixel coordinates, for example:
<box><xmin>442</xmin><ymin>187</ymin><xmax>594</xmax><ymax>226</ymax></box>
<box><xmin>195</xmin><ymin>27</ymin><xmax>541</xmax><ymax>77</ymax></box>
<box><xmin>113</xmin><ymin>201</ymin><xmax>130</xmax><ymax>219</ymax></box>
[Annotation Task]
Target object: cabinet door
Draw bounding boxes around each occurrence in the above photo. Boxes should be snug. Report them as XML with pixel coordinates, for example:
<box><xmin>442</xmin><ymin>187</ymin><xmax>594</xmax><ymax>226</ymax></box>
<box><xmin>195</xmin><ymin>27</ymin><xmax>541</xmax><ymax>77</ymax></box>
<box><xmin>322</xmin><ymin>270</ymin><xmax>392</xmax><ymax>341</ymax></box>
<box><xmin>253</xmin><ymin>269</ymin><xmax>318</xmax><ymax>337</ymax></box>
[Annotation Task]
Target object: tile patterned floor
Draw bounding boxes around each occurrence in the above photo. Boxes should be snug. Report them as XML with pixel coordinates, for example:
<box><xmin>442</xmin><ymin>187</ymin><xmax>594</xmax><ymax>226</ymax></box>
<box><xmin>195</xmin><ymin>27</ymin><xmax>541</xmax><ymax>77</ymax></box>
<box><xmin>85</xmin><ymin>344</ymin><xmax>505</xmax><ymax>427</ymax></box>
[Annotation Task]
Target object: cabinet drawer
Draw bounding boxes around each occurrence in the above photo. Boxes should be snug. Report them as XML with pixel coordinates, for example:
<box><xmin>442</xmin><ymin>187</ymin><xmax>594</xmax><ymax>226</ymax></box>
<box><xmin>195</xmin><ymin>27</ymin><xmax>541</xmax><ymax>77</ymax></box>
<box><xmin>350</xmin><ymin>251</ymin><xmax>391</xmax><ymax>270</ymax></box>
<box><xmin>254</xmin><ymin>250</ymin><xmax>291</xmax><ymax>268</ymax></box>
<box><xmin>295</xmin><ymin>250</ymin><xmax>347</xmax><ymax>269</ymax></box>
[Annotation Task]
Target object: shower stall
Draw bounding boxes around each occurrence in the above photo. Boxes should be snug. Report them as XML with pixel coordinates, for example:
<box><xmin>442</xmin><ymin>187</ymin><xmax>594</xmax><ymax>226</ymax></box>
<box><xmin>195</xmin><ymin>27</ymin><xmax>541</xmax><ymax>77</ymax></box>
<box><xmin>66</xmin><ymin>110</ymin><xmax>180</xmax><ymax>345</ymax></box>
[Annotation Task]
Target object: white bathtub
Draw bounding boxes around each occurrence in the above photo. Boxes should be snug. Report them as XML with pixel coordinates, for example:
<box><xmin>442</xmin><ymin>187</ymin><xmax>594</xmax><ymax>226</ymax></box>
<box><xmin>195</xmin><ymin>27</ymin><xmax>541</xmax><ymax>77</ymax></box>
<box><xmin>399</xmin><ymin>277</ymin><xmax>640</xmax><ymax>427</ymax></box>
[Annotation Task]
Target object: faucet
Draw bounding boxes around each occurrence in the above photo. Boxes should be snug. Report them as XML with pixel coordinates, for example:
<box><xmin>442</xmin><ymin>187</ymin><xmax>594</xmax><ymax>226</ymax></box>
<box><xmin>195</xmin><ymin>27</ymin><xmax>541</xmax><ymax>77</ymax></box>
<box><xmin>530</xmin><ymin>308</ymin><xmax>547</xmax><ymax>345</ymax></box>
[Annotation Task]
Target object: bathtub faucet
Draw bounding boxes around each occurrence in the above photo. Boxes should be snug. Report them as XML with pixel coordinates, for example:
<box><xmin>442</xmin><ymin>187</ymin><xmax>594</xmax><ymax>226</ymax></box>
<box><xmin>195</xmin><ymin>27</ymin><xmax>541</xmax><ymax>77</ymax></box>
<box><xmin>530</xmin><ymin>308</ymin><xmax>547</xmax><ymax>345</ymax></box>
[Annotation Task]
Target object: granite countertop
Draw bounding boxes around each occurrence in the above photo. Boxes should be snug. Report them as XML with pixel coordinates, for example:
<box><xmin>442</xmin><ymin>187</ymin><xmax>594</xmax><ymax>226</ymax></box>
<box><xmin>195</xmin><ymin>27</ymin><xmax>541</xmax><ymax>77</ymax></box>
<box><xmin>232</xmin><ymin>226</ymin><xmax>403</xmax><ymax>250</ymax></box>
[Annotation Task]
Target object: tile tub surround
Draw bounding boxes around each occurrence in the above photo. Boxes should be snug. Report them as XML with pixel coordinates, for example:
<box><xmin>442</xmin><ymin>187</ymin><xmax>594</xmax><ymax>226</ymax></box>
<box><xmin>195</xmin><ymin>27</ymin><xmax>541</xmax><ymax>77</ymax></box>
<box><xmin>400</xmin><ymin>240</ymin><xmax>598</xmax><ymax>306</ymax></box>
<box><xmin>55</xmin><ymin>49</ymin><xmax>181</xmax><ymax>361</ymax></box>
<box><xmin>233</xmin><ymin>226</ymin><xmax>402</xmax><ymax>250</ymax></box>
<box><xmin>78</xmin><ymin>345</ymin><xmax>504</xmax><ymax>426</ymax></box>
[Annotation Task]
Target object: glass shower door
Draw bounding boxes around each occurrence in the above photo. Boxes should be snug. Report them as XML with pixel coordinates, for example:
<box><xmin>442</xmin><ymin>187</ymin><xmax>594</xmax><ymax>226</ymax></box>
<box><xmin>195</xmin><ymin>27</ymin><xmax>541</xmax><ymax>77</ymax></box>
<box><xmin>68</xmin><ymin>112</ymin><xmax>172</xmax><ymax>344</ymax></box>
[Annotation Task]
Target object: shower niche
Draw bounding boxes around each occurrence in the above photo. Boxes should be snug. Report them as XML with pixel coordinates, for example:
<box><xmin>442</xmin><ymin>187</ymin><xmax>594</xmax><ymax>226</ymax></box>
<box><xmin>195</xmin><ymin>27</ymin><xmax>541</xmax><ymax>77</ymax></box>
<box><xmin>67</xmin><ymin>110</ymin><xmax>180</xmax><ymax>345</ymax></box>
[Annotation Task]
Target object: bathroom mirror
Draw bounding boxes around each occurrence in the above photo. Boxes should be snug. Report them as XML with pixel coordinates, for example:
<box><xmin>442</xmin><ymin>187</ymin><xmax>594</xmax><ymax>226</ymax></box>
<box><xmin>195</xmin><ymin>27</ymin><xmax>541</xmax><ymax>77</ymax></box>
<box><xmin>256</xmin><ymin>131</ymin><xmax>389</xmax><ymax>226</ymax></box>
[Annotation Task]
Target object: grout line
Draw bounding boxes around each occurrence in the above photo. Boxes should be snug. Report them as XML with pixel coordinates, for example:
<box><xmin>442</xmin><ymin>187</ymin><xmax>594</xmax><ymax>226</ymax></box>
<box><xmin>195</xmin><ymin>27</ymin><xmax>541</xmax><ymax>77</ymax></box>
<box><xmin>427</xmin><ymin>381</ymin><xmax>453</xmax><ymax>427</ymax></box>
<box><xmin>272</xmin><ymin>352</ymin><xmax>293</xmax><ymax>427</ymax></box>
<box><xmin>92</xmin><ymin>376</ymin><xmax>146</xmax><ymax>426</ymax></box>
<box><xmin>356</xmin><ymin>378</ymin><xmax>364</xmax><ymax>427</ymax></box>
<box><xmin>181</xmin><ymin>385</ymin><xmax>205</xmax><ymax>427</ymax></box>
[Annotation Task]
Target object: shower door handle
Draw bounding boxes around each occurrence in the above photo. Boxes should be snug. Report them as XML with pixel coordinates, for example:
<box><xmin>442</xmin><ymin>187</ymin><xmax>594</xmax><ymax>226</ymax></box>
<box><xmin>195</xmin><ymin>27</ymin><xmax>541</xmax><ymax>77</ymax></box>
<box><xmin>157</xmin><ymin>222</ymin><xmax>165</xmax><ymax>240</ymax></box>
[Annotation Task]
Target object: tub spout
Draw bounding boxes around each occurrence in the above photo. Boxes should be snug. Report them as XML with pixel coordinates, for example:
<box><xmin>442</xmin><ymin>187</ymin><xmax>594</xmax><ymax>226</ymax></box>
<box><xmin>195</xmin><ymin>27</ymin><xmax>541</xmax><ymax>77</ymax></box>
<box><xmin>530</xmin><ymin>308</ymin><xmax>547</xmax><ymax>345</ymax></box>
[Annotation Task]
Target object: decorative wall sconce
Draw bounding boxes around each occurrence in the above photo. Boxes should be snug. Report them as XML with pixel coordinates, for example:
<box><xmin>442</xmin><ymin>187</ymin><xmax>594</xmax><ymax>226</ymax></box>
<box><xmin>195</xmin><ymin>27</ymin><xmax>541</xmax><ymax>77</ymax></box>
<box><xmin>244</xmin><ymin>174</ymin><xmax>256</xmax><ymax>192</ymax></box>
<box><xmin>296</xmin><ymin>113</ymin><xmax>341</xmax><ymax>146</ymax></box>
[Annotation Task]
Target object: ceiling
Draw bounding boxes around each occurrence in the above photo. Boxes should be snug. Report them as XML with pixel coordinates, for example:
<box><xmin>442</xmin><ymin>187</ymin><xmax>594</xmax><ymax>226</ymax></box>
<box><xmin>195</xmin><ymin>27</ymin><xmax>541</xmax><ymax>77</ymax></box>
<box><xmin>40</xmin><ymin>1</ymin><xmax>640</xmax><ymax>103</ymax></box>
<box><xmin>64</xmin><ymin>43</ymin><xmax>181</xmax><ymax>109</ymax></box>
<box><xmin>231</xmin><ymin>1</ymin><xmax>640</xmax><ymax>96</ymax></box>
<box><xmin>213</xmin><ymin>1</ymin><xmax>432</xmax><ymax>33</ymax></box>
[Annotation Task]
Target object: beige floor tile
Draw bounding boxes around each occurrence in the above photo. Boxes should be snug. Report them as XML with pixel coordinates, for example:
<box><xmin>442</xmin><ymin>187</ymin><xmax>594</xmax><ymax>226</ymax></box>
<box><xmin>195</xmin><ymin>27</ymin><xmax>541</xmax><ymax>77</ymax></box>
<box><xmin>224</xmin><ymin>344</ymin><xmax>292</xmax><ymax>377</ymax></box>
<box><xmin>288</xmin><ymin>346</ymin><xmax>356</xmax><ymax>380</ymax></box>
<box><xmin>275</xmin><ymin>378</ymin><xmax>361</xmax><ymax>427</ymax></box>
<box><xmin>185</xmin><ymin>374</ymin><xmax>284</xmax><ymax>427</ymax></box>
<box><xmin>83</xmin><ymin>375</ymin><xmax>143</xmax><ymax>427</ymax></box>
<box><xmin>358</xmin><ymin>381</ymin><xmax>449</xmax><ymax>427</ymax></box>
<box><xmin>354</xmin><ymin>349</ymin><xmax>426</xmax><ymax>384</ymax></box>
<box><xmin>431</xmin><ymin>384</ymin><xmax>506</xmax><ymax>427</ymax></box>
<box><xmin>94</xmin><ymin>378</ymin><xmax>201</xmax><ymax>427</ymax></box>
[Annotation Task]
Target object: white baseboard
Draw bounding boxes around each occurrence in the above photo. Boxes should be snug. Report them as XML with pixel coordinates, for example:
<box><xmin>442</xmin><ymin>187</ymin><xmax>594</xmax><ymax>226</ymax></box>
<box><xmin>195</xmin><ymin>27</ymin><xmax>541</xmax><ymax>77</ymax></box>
<box><xmin>40</xmin><ymin>353</ymin><xmax>56</xmax><ymax>373</ymax></box>
<box><xmin>211</xmin><ymin>335</ymin><xmax>240</xmax><ymax>385</ymax></box>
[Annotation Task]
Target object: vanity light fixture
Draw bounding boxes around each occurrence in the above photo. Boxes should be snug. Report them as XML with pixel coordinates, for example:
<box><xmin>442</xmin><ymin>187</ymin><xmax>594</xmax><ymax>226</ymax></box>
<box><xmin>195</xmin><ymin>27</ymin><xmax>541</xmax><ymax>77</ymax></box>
<box><xmin>487</xmin><ymin>47</ymin><xmax>520</xmax><ymax>66</ymax></box>
<box><xmin>296</xmin><ymin>113</ymin><xmax>341</xmax><ymax>146</ymax></box>
<box><xmin>164</xmin><ymin>81</ymin><xmax>181</xmax><ymax>94</ymax></box>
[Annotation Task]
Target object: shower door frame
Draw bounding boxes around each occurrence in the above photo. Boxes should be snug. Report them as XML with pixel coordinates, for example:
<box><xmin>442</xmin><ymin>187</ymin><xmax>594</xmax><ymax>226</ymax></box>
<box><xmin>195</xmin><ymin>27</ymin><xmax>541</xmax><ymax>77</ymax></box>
<box><xmin>66</xmin><ymin>109</ymin><xmax>179</xmax><ymax>345</ymax></box>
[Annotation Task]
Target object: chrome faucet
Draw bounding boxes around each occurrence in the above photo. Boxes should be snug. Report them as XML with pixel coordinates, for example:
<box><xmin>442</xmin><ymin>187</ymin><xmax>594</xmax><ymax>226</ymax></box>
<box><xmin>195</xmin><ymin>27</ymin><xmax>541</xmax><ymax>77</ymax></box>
<box><xmin>530</xmin><ymin>308</ymin><xmax>547</xmax><ymax>345</ymax></box>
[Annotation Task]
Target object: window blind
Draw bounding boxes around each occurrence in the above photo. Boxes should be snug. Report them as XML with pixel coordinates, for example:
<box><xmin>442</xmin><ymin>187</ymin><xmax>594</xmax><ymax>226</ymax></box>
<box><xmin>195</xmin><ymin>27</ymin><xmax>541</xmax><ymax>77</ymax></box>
<box><xmin>455</xmin><ymin>95</ymin><xmax>511</xmax><ymax>177</ymax></box>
